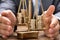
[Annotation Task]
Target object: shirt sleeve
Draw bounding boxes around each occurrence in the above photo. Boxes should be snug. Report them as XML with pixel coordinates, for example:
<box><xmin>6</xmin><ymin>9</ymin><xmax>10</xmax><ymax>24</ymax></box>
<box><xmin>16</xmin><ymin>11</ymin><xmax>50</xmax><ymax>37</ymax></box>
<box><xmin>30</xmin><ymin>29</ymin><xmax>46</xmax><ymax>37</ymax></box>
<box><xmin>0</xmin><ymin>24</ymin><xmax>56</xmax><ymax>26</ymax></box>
<box><xmin>54</xmin><ymin>1</ymin><xmax>60</xmax><ymax>20</ymax></box>
<box><xmin>0</xmin><ymin>0</ymin><xmax>17</xmax><ymax>15</ymax></box>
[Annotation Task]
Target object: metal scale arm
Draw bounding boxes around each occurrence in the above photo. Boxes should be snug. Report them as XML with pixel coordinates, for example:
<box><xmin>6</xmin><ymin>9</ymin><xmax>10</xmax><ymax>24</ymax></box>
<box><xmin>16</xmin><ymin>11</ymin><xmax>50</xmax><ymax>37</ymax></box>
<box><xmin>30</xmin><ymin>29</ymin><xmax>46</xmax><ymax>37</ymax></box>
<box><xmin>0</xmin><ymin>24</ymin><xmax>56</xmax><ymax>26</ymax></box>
<box><xmin>16</xmin><ymin>0</ymin><xmax>29</xmax><ymax>32</ymax></box>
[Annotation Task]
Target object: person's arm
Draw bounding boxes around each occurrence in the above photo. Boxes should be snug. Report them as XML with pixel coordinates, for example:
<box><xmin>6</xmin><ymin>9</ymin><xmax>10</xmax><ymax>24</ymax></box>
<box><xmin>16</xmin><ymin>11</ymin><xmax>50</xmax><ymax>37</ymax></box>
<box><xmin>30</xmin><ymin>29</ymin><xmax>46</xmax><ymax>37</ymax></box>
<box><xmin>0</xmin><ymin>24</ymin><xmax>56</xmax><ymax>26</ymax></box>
<box><xmin>0</xmin><ymin>0</ymin><xmax>17</xmax><ymax>38</ymax></box>
<box><xmin>0</xmin><ymin>0</ymin><xmax>16</xmax><ymax>14</ymax></box>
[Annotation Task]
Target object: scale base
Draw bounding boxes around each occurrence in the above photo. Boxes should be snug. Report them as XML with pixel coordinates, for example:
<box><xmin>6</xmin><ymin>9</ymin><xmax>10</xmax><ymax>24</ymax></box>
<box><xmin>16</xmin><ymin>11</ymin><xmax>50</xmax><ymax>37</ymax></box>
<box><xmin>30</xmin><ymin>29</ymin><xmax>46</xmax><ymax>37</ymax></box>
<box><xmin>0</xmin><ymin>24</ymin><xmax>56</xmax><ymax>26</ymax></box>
<box><xmin>17</xmin><ymin>31</ymin><xmax>39</xmax><ymax>39</ymax></box>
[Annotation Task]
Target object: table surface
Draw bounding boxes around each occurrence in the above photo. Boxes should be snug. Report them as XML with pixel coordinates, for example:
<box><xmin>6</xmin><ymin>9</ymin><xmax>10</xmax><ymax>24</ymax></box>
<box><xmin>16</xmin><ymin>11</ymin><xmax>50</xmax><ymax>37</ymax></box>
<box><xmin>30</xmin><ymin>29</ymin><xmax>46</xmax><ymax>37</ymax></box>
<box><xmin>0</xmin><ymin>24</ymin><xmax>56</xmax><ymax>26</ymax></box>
<box><xmin>0</xmin><ymin>31</ymin><xmax>60</xmax><ymax>40</ymax></box>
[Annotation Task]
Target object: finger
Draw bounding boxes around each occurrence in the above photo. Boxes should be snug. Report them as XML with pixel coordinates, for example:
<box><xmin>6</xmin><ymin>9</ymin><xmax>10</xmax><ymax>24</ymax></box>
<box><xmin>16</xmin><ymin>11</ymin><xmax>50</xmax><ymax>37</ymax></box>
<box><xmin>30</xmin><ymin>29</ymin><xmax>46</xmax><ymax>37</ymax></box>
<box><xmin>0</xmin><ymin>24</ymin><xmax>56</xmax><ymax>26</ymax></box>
<box><xmin>47</xmin><ymin>34</ymin><xmax>54</xmax><ymax>38</ymax></box>
<box><xmin>0</xmin><ymin>29</ymin><xmax>9</xmax><ymax>36</ymax></box>
<box><xmin>49</xmin><ymin>28</ymin><xmax>54</xmax><ymax>34</ymax></box>
<box><xmin>50</xmin><ymin>16</ymin><xmax>58</xmax><ymax>28</ymax></box>
<box><xmin>1</xmin><ymin>30</ymin><xmax>13</xmax><ymax>38</ymax></box>
<box><xmin>9</xmin><ymin>28</ymin><xmax>13</xmax><ymax>35</ymax></box>
<box><xmin>1</xmin><ymin>10</ymin><xmax>16</xmax><ymax>26</ymax></box>
<box><xmin>0</xmin><ymin>16</ymin><xmax>11</xmax><ymax>25</ymax></box>
<box><xmin>2</xmin><ymin>28</ymin><xmax>13</xmax><ymax>38</ymax></box>
<box><xmin>47</xmin><ymin>32</ymin><xmax>59</xmax><ymax>38</ymax></box>
<box><xmin>0</xmin><ymin>24</ymin><xmax>12</xmax><ymax>31</ymax></box>
<box><xmin>54</xmin><ymin>23</ymin><xmax>60</xmax><ymax>32</ymax></box>
<box><xmin>49</xmin><ymin>23</ymin><xmax>59</xmax><ymax>34</ymax></box>
<box><xmin>45</xmin><ymin>5</ymin><xmax>55</xmax><ymax>17</ymax></box>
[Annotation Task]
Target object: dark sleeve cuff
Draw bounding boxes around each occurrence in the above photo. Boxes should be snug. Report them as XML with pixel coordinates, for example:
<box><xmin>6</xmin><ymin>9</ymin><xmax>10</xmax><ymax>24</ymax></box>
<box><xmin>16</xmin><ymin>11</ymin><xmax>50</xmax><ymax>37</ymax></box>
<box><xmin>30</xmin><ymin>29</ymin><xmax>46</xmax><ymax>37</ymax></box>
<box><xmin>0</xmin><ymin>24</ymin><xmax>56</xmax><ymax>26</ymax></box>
<box><xmin>55</xmin><ymin>12</ymin><xmax>60</xmax><ymax>20</ymax></box>
<box><xmin>0</xmin><ymin>9</ymin><xmax>6</xmax><ymax>13</ymax></box>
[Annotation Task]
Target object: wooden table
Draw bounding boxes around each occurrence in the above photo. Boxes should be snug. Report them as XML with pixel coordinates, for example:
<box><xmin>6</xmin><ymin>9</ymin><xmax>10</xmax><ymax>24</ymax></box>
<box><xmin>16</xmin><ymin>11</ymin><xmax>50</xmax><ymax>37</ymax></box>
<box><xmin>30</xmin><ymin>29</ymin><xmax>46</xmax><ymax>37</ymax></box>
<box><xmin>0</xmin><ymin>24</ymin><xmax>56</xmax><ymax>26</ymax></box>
<box><xmin>0</xmin><ymin>31</ymin><xmax>60</xmax><ymax>40</ymax></box>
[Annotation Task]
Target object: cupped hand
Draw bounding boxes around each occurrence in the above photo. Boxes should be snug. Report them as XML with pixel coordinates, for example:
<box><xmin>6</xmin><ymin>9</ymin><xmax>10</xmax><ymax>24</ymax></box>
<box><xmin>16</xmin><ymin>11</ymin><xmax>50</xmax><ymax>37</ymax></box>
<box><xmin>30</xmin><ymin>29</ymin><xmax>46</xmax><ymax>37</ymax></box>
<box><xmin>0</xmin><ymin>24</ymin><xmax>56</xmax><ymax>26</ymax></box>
<box><xmin>0</xmin><ymin>10</ymin><xmax>16</xmax><ymax>38</ymax></box>
<box><xmin>42</xmin><ymin>5</ymin><xmax>60</xmax><ymax>39</ymax></box>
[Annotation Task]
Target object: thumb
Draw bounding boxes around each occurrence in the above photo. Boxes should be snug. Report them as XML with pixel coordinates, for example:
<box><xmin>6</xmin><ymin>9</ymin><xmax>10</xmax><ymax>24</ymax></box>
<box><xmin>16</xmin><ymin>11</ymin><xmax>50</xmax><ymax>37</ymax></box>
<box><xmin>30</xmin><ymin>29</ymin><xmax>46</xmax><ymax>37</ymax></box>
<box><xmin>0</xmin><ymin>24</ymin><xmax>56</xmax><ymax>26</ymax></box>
<box><xmin>45</xmin><ymin>5</ymin><xmax>55</xmax><ymax>17</ymax></box>
<box><xmin>42</xmin><ymin>5</ymin><xmax>55</xmax><ymax>29</ymax></box>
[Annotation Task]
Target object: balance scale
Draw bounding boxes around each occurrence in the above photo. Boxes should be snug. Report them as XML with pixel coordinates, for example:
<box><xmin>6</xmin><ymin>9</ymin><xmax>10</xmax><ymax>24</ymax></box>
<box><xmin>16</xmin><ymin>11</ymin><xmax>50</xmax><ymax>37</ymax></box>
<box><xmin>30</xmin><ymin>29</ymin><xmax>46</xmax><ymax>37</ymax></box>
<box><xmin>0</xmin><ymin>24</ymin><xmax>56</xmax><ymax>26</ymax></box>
<box><xmin>16</xmin><ymin>0</ymin><xmax>47</xmax><ymax>39</ymax></box>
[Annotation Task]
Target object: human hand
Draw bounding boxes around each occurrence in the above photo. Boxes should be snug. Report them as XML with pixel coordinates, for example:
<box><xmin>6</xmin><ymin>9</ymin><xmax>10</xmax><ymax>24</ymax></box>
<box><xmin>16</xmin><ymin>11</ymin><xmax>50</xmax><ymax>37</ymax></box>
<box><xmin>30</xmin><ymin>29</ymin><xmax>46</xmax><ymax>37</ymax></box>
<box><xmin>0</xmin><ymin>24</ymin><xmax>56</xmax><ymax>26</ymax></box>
<box><xmin>0</xmin><ymin>10</ymin><xmax>16</xmax><ymax>38</ymax></box>
<box><xmin>42</xmin><ymin>5</ymin><xmax>60</xmax><ymax>39</ymax></box>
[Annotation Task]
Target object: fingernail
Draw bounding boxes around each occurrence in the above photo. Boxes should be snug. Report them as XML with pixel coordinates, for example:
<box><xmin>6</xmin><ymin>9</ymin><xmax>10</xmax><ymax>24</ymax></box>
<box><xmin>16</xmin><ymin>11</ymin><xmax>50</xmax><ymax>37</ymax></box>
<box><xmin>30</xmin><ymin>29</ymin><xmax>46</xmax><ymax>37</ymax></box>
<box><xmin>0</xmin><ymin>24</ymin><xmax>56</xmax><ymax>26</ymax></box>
<box><xmin>7</xmin><ymin>26</ymin><xmax>12</xmax><ymax>31</ymax></box>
